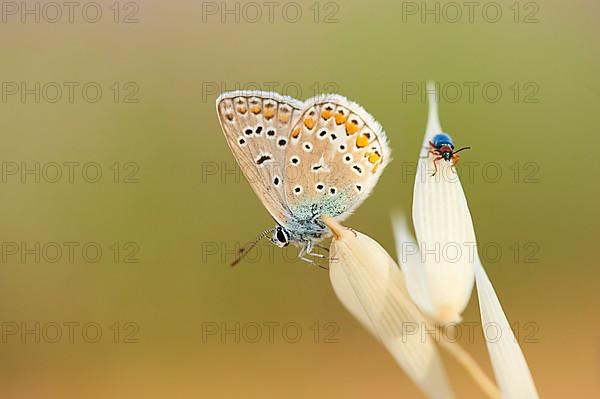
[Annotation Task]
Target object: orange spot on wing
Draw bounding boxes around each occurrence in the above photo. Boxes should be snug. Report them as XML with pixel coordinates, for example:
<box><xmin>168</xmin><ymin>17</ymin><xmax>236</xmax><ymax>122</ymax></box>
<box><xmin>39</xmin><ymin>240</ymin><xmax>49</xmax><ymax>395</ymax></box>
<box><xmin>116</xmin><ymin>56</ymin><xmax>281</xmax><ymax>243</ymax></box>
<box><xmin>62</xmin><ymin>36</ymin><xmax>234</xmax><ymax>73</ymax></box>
<box><xmin>251</xmin><ymin>105</ymin><xmax>261</xmax><ymax>114</ymax></box>
<box><xmin>372</xmin><ymin>163</ymin><xmax>380</xmax><ymax>173</ymax></box>
<box><xmin>263</xmin><ymin>108</ymin><xmax>275</xmax><ymax>118</ymax></box>
<box><xmin>292</xmin><ymin>127</ymin><xmax>301</xmax><ymax>138</ymax></box>
<box><xmin>368</xmin><ymin>152</ymin><xmax>381</xmax><ymax>164</ymax></box>
<box><xmin>356</xmin><ymin>134</ymin><xmax>369</xmax><ymax>148</ymax></box>
<box><xmin>335</xmin><ymin>113</ymin><xmax>346</xmax><ymax>125</ymax></box>
<box><xmin>237</xmin><ymin>106</ymin><xmax>247</xmax><ymax>115</ymax></box>
<box><xmin>345</xmin><ymin>121</ymin><xmax>359</xmax><ymax>135</ymax></box>
<box><xmin>279</xmin><ymin>113</ymin><xmax>290</xmax><ymax>123</ymax></box>
<box><xmin>304</xmin><ymin>117</ymin><xmax>314</xmax><ymax>129</ymax></box>
<box><xmin>321</xmin><ymin>110</ymin><xmax>333</xmax><ymax>120</ymax></box>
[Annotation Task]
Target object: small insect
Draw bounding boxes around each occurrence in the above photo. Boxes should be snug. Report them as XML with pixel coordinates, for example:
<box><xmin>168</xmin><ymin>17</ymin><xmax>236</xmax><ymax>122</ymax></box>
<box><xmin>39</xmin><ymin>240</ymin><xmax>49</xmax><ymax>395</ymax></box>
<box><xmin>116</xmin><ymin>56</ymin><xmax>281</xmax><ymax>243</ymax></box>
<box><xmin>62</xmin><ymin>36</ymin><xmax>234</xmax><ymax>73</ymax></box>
<box><xmin>216</xmin><ymin>91</ymin><xmax>390</xmax><ymax>267</ymax></box>
<box><xmin>428</xmin><ymin>133</ymin><xmax>471</xmax><ymax>176</ymax></box>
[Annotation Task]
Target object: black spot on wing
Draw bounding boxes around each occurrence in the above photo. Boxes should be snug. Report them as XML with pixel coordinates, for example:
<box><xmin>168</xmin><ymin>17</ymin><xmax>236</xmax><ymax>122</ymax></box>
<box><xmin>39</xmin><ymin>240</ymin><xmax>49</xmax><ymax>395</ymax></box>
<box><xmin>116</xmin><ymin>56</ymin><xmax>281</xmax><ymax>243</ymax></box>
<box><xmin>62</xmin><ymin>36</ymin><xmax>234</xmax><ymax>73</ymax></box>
<box><xmin>256</xmin><ymin>155</ymin><xmax>271</xmax><ymax>165</ymax></box>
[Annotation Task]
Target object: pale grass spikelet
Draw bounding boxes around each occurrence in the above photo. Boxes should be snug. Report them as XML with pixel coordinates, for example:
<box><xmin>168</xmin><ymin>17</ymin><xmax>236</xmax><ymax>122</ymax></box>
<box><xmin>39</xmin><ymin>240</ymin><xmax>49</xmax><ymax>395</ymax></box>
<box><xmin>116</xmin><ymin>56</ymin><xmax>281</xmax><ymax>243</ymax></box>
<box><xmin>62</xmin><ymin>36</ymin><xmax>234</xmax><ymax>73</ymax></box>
<box><xmin>473</xmin><ymin>258</ymin><xmax>539</xmax><ymax>399</ymax></box>
<box><xmin>408</xmin><ymin>82</ymin><xmax>477</xmax><ymax>323</ymax></box>
<box><xmin>325</xmin><ymin>217</ymin><xmax>500</xmax><ymax>399</ymax></box>
<box><xmin>392</xmin><ymin>81</ymin><xmax>538</xmax><ymax>398</ymax></box>
<box><xmin>326</xmin><ymin>81</ymin><xmax>538</xmax><ymax>398</ymax></box>
<box><xmin>325</xmin><ymin>217</ymin><xmax>454</xmax><ymax>399</ymax></box>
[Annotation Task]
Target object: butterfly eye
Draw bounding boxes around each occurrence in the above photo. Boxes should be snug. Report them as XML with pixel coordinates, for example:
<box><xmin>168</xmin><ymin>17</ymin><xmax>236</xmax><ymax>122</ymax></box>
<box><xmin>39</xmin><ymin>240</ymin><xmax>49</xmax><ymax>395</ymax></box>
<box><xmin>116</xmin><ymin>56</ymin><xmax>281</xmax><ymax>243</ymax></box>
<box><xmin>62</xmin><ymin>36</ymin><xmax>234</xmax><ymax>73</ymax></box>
<box><xmin>275</xmin><ymin>227</ymin><xmax>289</xmax><ymax>247</ymax></box>
<box><xmin>293</xmin><ymin>185</ymin><xmax>303</xmax><ymax>195</ymax></box>
<box><xmin>290</xmin><ymin>156</ymin><xmax>300</xmax><ymax>165</ymax></box>
<box><xmin>315</xmin><ymin>183</ymin><xmax>324</xmax><ymax>191</ymax></box>
<box><xmin>303</xmin><ymin>142</ymin><xmax>313</xmax><ymax>152</ymax></box>
<box><xmin>329</xmin><ymin>187</ymin><xmax>337</xmax><ymax>195</ymax></box>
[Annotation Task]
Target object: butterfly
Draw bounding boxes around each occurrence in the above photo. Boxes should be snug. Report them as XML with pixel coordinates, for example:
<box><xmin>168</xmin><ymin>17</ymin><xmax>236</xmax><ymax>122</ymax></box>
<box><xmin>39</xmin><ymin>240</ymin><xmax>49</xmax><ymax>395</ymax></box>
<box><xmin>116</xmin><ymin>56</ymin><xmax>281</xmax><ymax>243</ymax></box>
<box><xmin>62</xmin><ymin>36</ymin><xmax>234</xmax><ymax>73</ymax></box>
<box><xmin>216</xmin><ymin>91</ymin><xmax>390</xmax><ymax>266</ymax></box>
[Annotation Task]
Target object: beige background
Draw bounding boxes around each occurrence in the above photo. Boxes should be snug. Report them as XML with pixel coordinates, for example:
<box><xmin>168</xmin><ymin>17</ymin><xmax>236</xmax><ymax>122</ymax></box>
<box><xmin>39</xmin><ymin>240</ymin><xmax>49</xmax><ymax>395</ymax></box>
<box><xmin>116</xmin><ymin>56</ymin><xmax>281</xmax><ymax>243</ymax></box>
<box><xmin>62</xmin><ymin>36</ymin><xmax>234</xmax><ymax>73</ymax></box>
<box><xmin>0</xmin><ymin>0</ymin><xmax>598</xmax><ymax>397</ymax></box>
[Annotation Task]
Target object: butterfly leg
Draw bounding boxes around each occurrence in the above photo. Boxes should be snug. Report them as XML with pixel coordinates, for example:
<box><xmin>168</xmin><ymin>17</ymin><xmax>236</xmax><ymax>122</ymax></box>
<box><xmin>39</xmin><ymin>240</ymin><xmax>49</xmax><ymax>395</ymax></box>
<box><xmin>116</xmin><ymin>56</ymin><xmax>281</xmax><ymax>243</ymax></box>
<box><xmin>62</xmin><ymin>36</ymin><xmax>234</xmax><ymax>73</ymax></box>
<box><xmin>299</xmin><ymin>254</ymin><xmax>329</xmax><ymax>270</ymax></box>
<box><xmin>298</xmin><ymin>241</ymin><xmax>328</xmax><ymax>270</ymax></box>
<box><xmin>303</xmin><ymin>241</ymin><xmax>321</xmax><ymax>257</ymax></box>
<box><xmin>314</xmin><ymin>243</ymin><xmax>329</xmax><ymax>252</ymax></box>
<box><xmin>300</xmin><ymin>257</ymin><xmax>329</xmax><ymax>270</ymax></box>
<box><xmin>307</xmin><ymin>251</ymin><xmax>326</xmax><ymax>259</ymax></box>
<box><xmin>315</xmin><ymin>242</ymin><xmax>340</xmax><ymax>263</ymax></box>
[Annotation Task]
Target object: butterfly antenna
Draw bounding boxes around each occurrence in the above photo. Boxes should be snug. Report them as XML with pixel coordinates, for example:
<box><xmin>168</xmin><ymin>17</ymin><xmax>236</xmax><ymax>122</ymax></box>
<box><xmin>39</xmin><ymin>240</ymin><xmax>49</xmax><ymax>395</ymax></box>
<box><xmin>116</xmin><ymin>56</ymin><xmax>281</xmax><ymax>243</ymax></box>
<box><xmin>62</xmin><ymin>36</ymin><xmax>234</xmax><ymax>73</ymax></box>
<box><xmin>454</xmin><ymin>146</ymin><xmax>471</xmax><ymax>154</ymax></box>
<box><xmin>231</xmin><ymin>228</ymin><xmax>274</xmax><ymax>267</ymax></box>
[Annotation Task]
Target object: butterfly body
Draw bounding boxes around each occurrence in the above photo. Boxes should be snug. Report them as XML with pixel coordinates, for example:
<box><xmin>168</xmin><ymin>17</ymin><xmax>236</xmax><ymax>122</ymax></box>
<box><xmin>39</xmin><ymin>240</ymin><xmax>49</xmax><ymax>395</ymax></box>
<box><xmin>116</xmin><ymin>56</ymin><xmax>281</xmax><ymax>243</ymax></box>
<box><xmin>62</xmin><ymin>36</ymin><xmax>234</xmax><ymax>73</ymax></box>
<box><xmin>216</xmin><ymin>91</ymin><xmax>390</xmax><ymax>264</ymax></box>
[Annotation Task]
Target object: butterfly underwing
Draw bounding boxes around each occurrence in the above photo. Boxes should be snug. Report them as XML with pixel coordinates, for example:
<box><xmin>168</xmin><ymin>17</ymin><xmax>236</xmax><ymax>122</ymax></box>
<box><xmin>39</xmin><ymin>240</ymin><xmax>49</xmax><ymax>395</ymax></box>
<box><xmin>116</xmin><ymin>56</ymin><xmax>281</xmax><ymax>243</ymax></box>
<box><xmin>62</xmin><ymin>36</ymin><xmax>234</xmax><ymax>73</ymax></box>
<box><xmin>216</xmin><ymin>91</ymin><xmax>390</xmax><ymax>264</ymax></box>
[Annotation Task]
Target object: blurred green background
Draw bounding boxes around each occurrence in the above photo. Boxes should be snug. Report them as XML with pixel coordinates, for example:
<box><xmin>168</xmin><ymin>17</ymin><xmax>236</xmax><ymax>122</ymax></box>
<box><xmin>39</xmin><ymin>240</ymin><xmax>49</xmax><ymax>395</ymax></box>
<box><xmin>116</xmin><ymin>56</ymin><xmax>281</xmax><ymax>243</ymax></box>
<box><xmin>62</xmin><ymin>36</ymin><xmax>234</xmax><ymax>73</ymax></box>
<box><xmin>0</xmin><ymin>0</ymin><xmax>598</xmax><ymax>397</ymax></box>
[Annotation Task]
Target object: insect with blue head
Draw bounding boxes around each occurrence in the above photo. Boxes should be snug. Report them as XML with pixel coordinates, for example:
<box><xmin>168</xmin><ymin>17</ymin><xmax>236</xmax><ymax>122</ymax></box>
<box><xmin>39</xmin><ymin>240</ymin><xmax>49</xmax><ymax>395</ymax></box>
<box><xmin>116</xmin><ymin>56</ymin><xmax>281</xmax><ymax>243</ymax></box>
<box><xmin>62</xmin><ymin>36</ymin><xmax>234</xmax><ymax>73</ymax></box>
<box><xmin>428</xmin><ymin>133</ymin><xmax>471</xmax><ymax>176</ymax></box>
<box><xmin>216</xmin><ymin>91</ymin><xmax>390</xmax><ymax>267</ymax></box>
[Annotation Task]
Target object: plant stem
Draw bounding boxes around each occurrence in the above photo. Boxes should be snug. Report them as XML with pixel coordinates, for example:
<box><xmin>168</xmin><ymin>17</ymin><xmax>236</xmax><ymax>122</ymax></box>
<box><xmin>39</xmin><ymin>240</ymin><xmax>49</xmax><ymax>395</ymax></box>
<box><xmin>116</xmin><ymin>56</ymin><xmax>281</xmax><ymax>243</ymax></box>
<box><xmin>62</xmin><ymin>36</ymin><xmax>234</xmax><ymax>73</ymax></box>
<box><xmin>437</xmin><ymin>335</ymin><xmax>501</xmax><ymax>399</ymax></box>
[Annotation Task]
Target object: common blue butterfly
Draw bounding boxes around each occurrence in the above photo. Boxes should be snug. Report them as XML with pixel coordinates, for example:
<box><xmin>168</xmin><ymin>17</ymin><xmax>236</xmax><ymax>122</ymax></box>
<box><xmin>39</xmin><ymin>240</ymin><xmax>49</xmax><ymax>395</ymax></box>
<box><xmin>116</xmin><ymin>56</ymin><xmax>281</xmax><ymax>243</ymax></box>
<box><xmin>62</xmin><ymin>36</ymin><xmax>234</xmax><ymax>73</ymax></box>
<box><xmin>216</xmin><ymin>91</ymin><xmax>390</xmax><ymax>266</ymax></box>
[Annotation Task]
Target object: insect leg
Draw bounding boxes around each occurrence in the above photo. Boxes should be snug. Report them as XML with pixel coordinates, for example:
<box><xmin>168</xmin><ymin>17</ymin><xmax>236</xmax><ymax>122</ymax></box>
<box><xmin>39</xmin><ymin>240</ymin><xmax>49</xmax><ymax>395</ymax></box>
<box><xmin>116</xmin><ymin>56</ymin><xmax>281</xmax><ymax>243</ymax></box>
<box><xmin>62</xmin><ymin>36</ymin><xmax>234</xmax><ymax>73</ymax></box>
<box><xmin>299</xmin><ymin>253</ymin><xmax>328</xmax><ymax>270</ymax></box>
<box><xmin>297</xmin><ymin>243</ymin><xmax>308</xmax><ymax>258</ymax></box>
<box><xmin>451</xmin><ymin>154</ymin><xmax>461</xmax><ymax>173</ymax></box>
<box><xmin>432</xmin><ymin>156</ymin><xmax>443</xmax><ymax>176</ymax></box>
<box><xmin>299</xmin><ymin>256</ymin><xmax>329</xmax><ymax>270</ymax></box>
<box><xmin>298</xmin><ymin>241</ymin><xmax>329</xmax><ymax>270</ymax></box>
<box><xmin>305</xmin><ymin>242</ymin><xmax>327</xmax><ymax>259</ymax></box>
<box><xmin>314</xmin><ymin>243</ymin><xmax>329</xmax><ymax>252</ymax></box>
<box><xmin>307</xmin><ymin>252</ymin><xmax>325</xmax><ymax>259</ymax></box>
<box><xmin>420</xmin><ymin>149</ymin><xmax>440</xmax><ymax>159</ymax></box>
